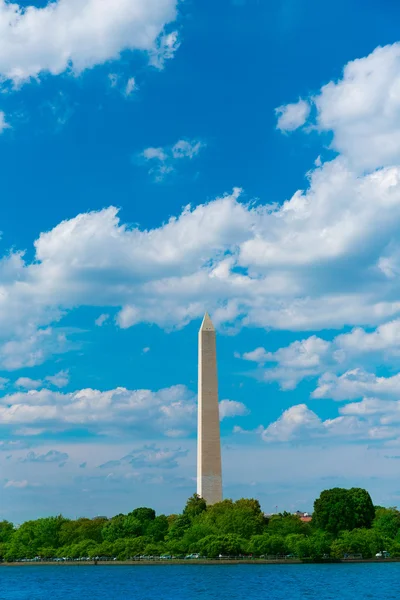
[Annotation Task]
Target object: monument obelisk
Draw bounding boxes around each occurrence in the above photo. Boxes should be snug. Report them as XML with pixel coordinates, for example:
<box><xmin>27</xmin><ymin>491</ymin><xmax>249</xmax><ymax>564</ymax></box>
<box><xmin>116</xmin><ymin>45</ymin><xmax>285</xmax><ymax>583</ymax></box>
<box><xmin>197</xmin><ymin>312</ymin><xmax>222</xmax><ymax>505</ymax></box>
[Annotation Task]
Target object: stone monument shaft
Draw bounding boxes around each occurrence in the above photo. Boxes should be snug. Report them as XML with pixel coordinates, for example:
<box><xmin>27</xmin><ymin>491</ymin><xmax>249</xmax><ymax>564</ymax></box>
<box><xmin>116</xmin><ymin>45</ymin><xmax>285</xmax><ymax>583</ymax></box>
<box><xmin>197</xmin><ymin>313</ymin><xmax>222</xmax><ymax>505</ymax></box>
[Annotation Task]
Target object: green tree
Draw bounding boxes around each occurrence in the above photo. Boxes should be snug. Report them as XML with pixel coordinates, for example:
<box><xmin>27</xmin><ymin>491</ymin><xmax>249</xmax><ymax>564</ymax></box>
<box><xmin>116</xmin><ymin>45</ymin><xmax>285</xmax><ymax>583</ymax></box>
<box><xmin>147</xmin><ymin>515</ymin><xmax>169</xmax><ymax>541</ymax></box>
<box><xmin>330</xmin><ymin>528</ymin><xmax>384</xmax><ymax>559</ymax></box>
<box><xmin>60</xmin><ymin>518</ymin><xmax>107</xmax><ymax>545</ymax></box>
<box><xmin>268</xmin><ymin>514</ymin><xmax>308</xmax><ymax>537</ymax></box>
<box><xmin>199</xmin><ymin>499</ymin><xmax>265</xmax><ymax>538</ymax></box>
<box><xmin>308</xmin><ymin>531</ymin><xmax>333</xmax><ymax>558</ymax></box>
<box><xmin>373</xmin><ymin>507</ymin><xmax>400</xmax><ymax>539</ymax></box>
<box><xmin>313</xmin><ymin>488</ymin><xmax>375</xmax><ymax>535</ymax></box>
<box><xmin>129</xmin><ymin>508</ymin><xmax>156</xmax><ymax>524</ymax></box>
<box><xmin>197</xmin><ymin>534</ymin><xmax>247</xmax><ymax>557</ymax></box>
<box><xmin>0</xmin><ymin>521</ymin><xmax>14</xmax><ymax>543</ymax></box>
<box><xmin>167</xmin><ymin>514</ymin><xmax>191</xmax><ymax>541</ymax></box>
<box><xmin>248</xmin><ymin>534</ymin><xmax>272</xmax><ymax>556</ymax></box>
<box><xmin>348</xmin><ymin>488</ymin><xmax>375</xmax><ymax>529</ymax></box>
<box><xmin>183</xmin><ymin>494</ymin><xmax>207</xmax><ymax>520</ymax></box>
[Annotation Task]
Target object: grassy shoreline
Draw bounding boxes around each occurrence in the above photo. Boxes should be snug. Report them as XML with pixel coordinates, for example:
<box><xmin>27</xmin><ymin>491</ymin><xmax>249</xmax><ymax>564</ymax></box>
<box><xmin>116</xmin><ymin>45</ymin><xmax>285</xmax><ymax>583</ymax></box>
<box><xmin>1</xmin><ymin>558</ymin><xmax>400</xmax><ymax>566</ymax></box>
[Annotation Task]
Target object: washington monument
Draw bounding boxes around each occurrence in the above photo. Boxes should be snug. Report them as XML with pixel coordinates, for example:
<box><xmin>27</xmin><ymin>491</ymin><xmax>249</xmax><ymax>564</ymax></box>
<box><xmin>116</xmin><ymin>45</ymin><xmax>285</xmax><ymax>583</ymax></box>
<box><xmin>197</xmin><ymin>313</ymin><xmax>223</xmax><ymax>505</ymax></box>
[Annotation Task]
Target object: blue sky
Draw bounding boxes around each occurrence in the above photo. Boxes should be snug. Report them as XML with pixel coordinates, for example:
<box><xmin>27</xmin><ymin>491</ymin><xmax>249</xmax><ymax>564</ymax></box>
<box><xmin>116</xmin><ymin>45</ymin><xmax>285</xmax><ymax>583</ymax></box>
<box><xmin>2</xmin><ymin>0</ymin><xmax>400</xmax><ymax>522</ymax></box>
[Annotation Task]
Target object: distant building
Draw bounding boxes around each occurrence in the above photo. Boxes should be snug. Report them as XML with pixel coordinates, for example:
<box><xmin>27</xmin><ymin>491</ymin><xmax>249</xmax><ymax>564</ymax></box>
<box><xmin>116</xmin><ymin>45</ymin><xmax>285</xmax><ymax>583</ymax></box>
<box><xmin>295</xmin><ymin>511</ymin><xmax>312</xmax><ymax>523</ymax></box>
<box><xmin>263</xmin><ymin>511</ymin><xmax>312</xmax><ymax>522</ymax></box>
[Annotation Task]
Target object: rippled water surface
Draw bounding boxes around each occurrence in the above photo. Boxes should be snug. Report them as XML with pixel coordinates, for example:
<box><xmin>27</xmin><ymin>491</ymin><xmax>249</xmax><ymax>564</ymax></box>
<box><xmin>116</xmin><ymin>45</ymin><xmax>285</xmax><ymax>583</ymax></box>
<box><xmin>1</xmin><ymin>564</ymin><xmax>400</xmax><ymax>600</ymax></box>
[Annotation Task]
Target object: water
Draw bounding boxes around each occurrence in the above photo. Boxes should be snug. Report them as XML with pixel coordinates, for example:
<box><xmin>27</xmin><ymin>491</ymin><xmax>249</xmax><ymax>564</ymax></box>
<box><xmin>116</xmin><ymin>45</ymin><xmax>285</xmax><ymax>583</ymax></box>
<box><xmin>1</xmin><ymin>564</ymin><xmax>400</xmax><ymax>600</ymax></box>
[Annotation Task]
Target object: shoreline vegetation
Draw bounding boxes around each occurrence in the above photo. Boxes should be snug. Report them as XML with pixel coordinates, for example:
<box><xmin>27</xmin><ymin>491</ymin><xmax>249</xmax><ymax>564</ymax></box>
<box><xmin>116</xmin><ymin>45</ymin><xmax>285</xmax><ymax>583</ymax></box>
<box><xmin>2</xmin><ymin>488</ymin><xmax>400</xmax><ymax>565</ymax></box>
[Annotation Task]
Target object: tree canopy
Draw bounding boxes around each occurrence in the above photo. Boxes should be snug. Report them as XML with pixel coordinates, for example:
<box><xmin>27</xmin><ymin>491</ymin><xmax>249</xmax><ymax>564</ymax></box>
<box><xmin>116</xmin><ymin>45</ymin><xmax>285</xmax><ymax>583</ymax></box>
<box><xmin>313</xmin><ymin>488</ymin><xmax>375</xmax><ymax>535</ymax></box>
<box><xmin>1</xmin><ymin>487</ymin><xmax>399</xmax><ymax>562</ymax></box>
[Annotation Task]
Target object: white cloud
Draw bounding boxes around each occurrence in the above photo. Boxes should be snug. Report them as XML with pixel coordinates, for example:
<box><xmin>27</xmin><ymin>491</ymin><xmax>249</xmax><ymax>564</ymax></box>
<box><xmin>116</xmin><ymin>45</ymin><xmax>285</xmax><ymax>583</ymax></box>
<box><xmin>172</xmin><ymin>140</ymin><xmax>204</xmax><ymax>159</ymax></box>
<box><xmin>0</xmin><ymin>384</ymin><xmax>196</xmax><ymax>437</ymax></box>
<box><xmin>15</xmin><ymin>377</ymin><xmax>42</xmax><ymax>390</ymax></box>
<box><xmin>241</xmin><ymin>336</ymin><xmax>330</xmax><ymax>390</ymax></box>
<box><xmin>259</xmin><ymin>402</ymin><xmax>394</xmax><ymax>444</ymax></box>
<box><xmin>261</xmin><ymin>404</ymin><xmax>322</xmax><ymax>442</ymax></box>
<box><xmin>149</xmin><ymin>30</ymin><xmax>181</xmax><ymax>69</ymax></box>
<box><xmin>142</xmin><ymin>347</ymin><xmax>151</xmax><ymax>354</ymax></box>
<box><xmin>241</xmin><ymin>347</ymin><xmax>269</xmax><ymax>364</ymax></box>
<box><xmin>276</xmin><ymin>98</ymin><xmax>310</xmax><ymax>132</ymax></box>
<box><xmin>0</xmin><ymin>111</ymin><xmax>9</xmax><ymax>132</ymax></box>
<box><xmin>22</xmin><ymin>450</ymin><xmax>68</xmax><ymax>464</ymax></box>
<box><xmin>315</xmin><ymin>43</ymin><xmax>400</xmax><ymax>171</ymax></box>
<box><xmin>240</xmin><ymin>319</ymin><xmax>400</xmax><ymax>390</ymax></box>
<box><xmin>0</xmin><ymin>377</ymin><xmax>9</xmax><ymax>390</ymax></box>
<box><xmin>141</xmin><ymin>138</ymin><xmax>205</xmax><ymax>181</ymax></box>
<box><xmin>4</xmin><ymin>479</ymin><xmax>28</xmax><ymax>489</ymax></box>
<box><xmin>14</xmin><ymin>371</ymin><xmax>69</xmax><ymax>390</ymax></box>
<box><xmin>276</xmin><ymin>43</ymin><xmax>400</xmax><ymax>172</ymax></box>
<box><xmin>46</xmin><ymin>370</ymin><xmax>69</xmax><ymax>389</ymax></box>
<box><xmin>125</xmin><ymin>77</ymin><xmax>136</xmax><ymax>96</ymax></box>
<box><xmin>95</xmin><ymin>313</ymin><xmax>109</xmax><ymax>327</ymax></box>
<box><xmin>219</xmin><ymin>399</ymin><xmax>249</xmax><ymax>419</ymax></box>
<box><xmin>5</xmin><ymin>43</ymin><xmax>400</xmax><ymax>371</ymax></box>
<box><xmin>99</xmin><ymin>444</ymin><xmax>188</xmax><ymax>470</ymax></box>
<box><xmin>0</xmin><ymin>0</ymin><xmax>178</xmax><ymax>85</ymax></box>
<box><xmin>108</xmin><ymin>73</ymin><xmax>119</xmax><ymax>88</ymax></box>
<box><xmin>313</xmin><ymin>369</ymin><xmax>400</xmax><ymax>401</ymax></box>
<box><xmin>0</xmin><ymin>327</ymin><xmax>71</xmax><ymax>371</ymax></box>
<box><xmin>109</xmin><ymin>75</ymin><xmax>137</xmax><ymax>97</ymax></box>
<box><xmin>2</xmin><ymin>162</ymin><xmax>400</xmax><ymax>371</ymax></box>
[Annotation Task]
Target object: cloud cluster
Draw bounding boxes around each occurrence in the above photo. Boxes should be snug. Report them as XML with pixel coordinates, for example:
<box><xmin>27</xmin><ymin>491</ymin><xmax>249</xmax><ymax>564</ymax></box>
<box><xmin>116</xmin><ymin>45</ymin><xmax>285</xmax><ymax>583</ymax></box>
<box><xmin>99</xmin><ymin>444</ymin><xmax>188</xmax><ymax>471</ymax></box>
<box><xmin>240</xmin><ymin>318</ymin><xmax>400</xmax><ymax>390</ymax></box>
<box><xmin>313</xmin><ymin>369</ymin><xmax>400</xmax><ymax>402</ymax></box>
<box><xmin>21</xmin><ymin>450</ymin><xmax>69</xmax><ymax>464</ymax></box>
<box><xmin>7</xmin><ymin>40</ymin><xmax>400</xmax><ymax>365</ymax></box>
<box><xmin>251</xmin><ymin>402</ymin><xmax>395</xmax><ymax>445</ymax></box>
<box><xmin>0</xmin><ymin>385</ymin><xmax>197</xmax><ymax>438</ymax></box>
<box><xmin>280</xmin><ymin>43</ymin><xmax>400</xmax><ymax>173</ymax></box>
<box><xmin>0</xmin><ymin>0</ymin><xmax>178</xmax><ymax>84</ymax></box>
<box><xmin>3</xmin><ymin>154</ymin><xmax>400</xmax><ymax>371</ymax></box>
<box><xmin>0</xmin><ymin>382</ymin><xmax>248</xmax><ymax>439</ymax></box>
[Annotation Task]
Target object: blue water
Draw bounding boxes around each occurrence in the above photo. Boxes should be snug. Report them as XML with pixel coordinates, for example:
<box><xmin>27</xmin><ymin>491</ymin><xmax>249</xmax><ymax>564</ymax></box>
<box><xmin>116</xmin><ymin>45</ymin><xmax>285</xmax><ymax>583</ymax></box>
<box><xmin>1</xmin><ymin>564</ymin><xmax>400</xmax><ymax>599</ymax></box>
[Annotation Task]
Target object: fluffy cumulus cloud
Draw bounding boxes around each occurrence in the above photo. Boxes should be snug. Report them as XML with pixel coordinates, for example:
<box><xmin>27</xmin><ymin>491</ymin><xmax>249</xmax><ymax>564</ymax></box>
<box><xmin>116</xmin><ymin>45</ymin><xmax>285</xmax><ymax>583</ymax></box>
<box><xmin>15</xmin><ymin>371</ymin><xmax>69</xmax><ymax>390</ymax></box>
<box><xmin>0</xmin><ymin>384</ymin><xmax>197</xmax><ymax>437</ymax></box>
<box><xmin>247</xmin><ymin>362</ymin><xmax>400</xmax><ymax>445</ymax></box>
<box><xmin>0</xmin><ymin>0</ymin><xmax>178</xmax><ymax>84</ymax></box>
<box><xmin>0</xmin><ymin>382</ymin><xmax>249</xmax><ymax>441</ymax></box>
<box><xmin>15</xmin><ymin>377</ymin><xmax>42</xmax><ymax>390</ymax></box>
<box><xmin>219</xmin><ymin>399</ymin><xmax>249</xmax><ymax>419</ymax></box>
<box><xmin>312</xmin><ymin>369</ymin><xmax>400</xmax><ymax>402</ymax></box>
<box><xmin>279</xmin><ymin>43</ymin><xmax>400</xmax><ymax>172</ymax></box>
<box><xmin>315</xmin><ymin>44</ymin><xmax>400</xmax><ymax>171</ymax></box>
<box><xmin>253</xmin><ymin>403</ymin><xmax>395</xmax><ymax>445</ymax></box>
<box><xmin>240</xmin><ymin>318</ymin><xmax>400</xmax><ymax>390</ymax></box>
<box><xmin>4</xmin><ymin>152</ymin><xmax>400</xmax><ymax>370</ymax></box>
<box><xmin>3</xmin><ymin>40</ymin><xmax>400</xmax><ymax>468</ymax></box>
<box><xmin>241</xmin><ymin>336</ymin><xmax>330</xmax><ymax>390</ymax></box>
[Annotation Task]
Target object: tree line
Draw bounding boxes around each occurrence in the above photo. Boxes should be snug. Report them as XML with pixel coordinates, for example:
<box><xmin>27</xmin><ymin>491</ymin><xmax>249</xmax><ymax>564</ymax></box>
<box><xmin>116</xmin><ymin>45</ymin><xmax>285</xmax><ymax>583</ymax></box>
<box><xmin>1</xmin><ymin>487</ymin><xmax>400</xmax><ymax>561</ymax></box>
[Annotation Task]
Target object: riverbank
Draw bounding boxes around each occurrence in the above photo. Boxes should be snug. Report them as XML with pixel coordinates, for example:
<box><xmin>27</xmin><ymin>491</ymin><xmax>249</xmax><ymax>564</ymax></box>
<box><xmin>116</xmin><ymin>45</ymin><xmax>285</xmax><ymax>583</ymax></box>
<box><xmin>1</xmin><ymin>558</ymin><xmax>400</xmax><ymax>566</ymax></box>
